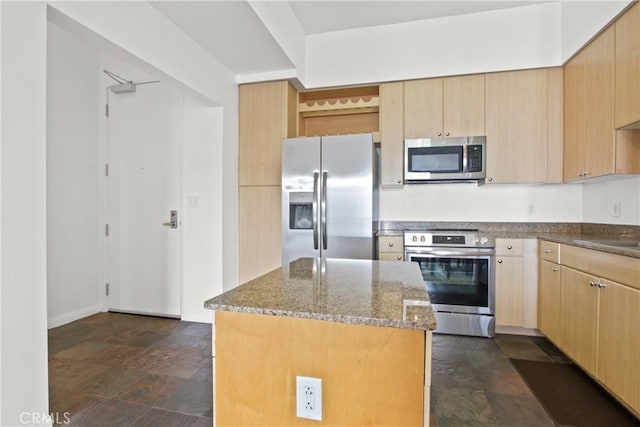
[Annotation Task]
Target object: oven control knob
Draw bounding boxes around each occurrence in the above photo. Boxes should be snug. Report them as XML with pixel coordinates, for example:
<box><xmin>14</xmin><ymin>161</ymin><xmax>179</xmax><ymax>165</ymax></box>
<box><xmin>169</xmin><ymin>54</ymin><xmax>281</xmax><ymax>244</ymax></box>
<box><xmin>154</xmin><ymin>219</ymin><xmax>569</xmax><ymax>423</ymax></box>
<box><xmin>412</xmin><ymin>235</ymin><xmax>418</xmax><ymax>242</ymax></box>
<box><xmin>471</xmin><ymin>236</ymin><xmax>480</xmax><ymax>245</ymax></box>
<box><xmin>420</xmin><ymin>236</ymin><xmax>426</xmax><ymax>242</ymax></box>
<box><xmin>480</xmin><ymin>237</ymin><xmax>489</xmax><ymax>245</ymax></box>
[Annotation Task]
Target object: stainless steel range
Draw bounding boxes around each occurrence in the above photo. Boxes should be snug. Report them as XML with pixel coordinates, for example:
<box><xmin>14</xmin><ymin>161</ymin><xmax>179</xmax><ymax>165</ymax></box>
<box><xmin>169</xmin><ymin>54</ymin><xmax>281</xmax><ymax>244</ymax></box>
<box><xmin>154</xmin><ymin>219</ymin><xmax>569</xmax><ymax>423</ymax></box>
<box><xmin>404</xmin><ymin>229</ymin><xmax>496</xmax><ymax>337</ymax></box>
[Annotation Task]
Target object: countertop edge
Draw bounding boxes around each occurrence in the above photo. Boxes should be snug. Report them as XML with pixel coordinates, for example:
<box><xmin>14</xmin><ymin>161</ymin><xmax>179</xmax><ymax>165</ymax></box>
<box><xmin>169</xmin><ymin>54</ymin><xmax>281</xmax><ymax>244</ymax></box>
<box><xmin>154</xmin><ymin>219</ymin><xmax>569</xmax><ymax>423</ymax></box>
<box><xmin>204</xmin><ymin>303</ymin><xmax>435</xmax><ymax>331</ymax></box>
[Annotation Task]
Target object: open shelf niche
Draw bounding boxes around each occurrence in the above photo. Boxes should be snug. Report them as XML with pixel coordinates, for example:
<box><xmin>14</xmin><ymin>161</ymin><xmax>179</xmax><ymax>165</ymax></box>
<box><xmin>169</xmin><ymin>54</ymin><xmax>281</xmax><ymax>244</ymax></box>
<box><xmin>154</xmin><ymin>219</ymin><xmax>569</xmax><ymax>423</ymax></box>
<box><xmin>297</xmin><ymin>85</ymin><xmax>380</xmax><ymax>141</ymax></box>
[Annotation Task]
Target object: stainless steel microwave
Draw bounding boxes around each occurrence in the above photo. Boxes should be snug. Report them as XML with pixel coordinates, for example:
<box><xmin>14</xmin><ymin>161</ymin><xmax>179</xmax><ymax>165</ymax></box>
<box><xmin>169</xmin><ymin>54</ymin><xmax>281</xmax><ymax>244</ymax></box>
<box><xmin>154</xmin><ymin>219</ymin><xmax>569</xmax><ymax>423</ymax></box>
<box><xmin>404</xmin><ymin>136</ymin><xmax>486</xmax><ymax>183</ymax></box>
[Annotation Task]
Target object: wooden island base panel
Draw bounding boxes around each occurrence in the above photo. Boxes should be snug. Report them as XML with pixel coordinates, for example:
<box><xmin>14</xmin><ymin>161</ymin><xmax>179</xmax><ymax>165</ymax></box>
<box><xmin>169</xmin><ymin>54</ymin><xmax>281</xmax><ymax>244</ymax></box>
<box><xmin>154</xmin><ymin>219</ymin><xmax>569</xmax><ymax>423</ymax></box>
<box><xmin>205</xmin><ymin>258</ymin><xmax>437</xmax><ymax>426</ymax></box>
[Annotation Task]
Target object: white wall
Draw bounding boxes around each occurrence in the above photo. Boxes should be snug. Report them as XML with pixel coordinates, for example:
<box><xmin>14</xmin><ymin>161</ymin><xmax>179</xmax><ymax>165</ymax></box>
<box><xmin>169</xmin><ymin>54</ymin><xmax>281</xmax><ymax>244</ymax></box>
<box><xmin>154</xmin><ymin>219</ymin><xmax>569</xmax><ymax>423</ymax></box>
<box><xmin>305</xmin><ymin>2</ymin><xmax>562</xmax><ymax>88</ymax></box>
<box><xmin>47</xmin><ymin>21</ymin><xmax>102</xmax><ymax>328</ymax></box>
<box><xmin>48</xmin><ymin>1</ymin><xmax>239</xmax><ymax>294</ymax></box>
<box><xmin>182</xmin><ymin>96</ymin><xmax>224</xmax><ymax>322</ymax></box>
<box><xmin>0</xmin><ymin>2</ymin><xmax>50</xmax><ymax>425</ymax></box>
<box><xmin>582</xmin><ymin>176</ymin><xmax>640</xmax><ymax>225</ymax></box>
<box><xmin>561</xmin><ymin>1</ymin><xmax>631</xmax><ymax>61</ymax></box>
<box><xmin>380</xmin><ymin>183</ymin><xmax>583</xmax><ymax>223</ymax></box>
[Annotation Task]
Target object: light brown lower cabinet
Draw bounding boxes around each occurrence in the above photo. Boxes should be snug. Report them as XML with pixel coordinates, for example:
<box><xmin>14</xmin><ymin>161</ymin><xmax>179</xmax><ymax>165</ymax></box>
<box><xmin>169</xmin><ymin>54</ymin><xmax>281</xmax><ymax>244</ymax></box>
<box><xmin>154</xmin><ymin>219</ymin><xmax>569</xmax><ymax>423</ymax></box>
<box><xmin>538</xmin><ymin>241</ymin><xmax>640</xmax><ymax>417</ymax></box>
<box><xmin>559</xmin><ymin>266</ymin><xmax>599</xmax><ymax>374</ymax></box>
<box><xmin>537</xmin><ymin>259</ymin><xmax>560</xmax><ymax>344</ymax></box>
<box><xmin>597</xmin><ymin>279</ymin><xmax>640</xmax><ymax>413</ymax></box>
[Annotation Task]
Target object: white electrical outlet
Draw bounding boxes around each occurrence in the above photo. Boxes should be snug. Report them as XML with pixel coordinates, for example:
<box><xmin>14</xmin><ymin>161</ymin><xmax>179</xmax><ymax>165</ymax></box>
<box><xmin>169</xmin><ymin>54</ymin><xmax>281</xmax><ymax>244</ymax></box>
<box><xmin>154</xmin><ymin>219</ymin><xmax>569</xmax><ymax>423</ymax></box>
<box><xmin>527</xmin><ymin>203</ymin><xmax>536</xmax><ymax>216</ymax></box>
<box><xmin>296</xmin><ymin>376</ymin><xmax>322</xmax><ymax>421</ymax></box>
<box><xmin>612</xmin><ymin>201</ymin><xmax>621</xmax><ymax>217</ymax></box>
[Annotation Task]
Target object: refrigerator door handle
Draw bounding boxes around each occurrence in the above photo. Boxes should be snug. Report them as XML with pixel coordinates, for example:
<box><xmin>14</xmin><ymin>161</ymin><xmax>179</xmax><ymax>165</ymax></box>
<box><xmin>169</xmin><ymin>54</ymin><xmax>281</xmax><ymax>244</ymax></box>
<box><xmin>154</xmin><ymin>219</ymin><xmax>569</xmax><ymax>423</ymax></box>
<box><xmin>312</xmin><ymin>171</ymin><xmax>319</xmax><ymax>250</ymax></box>
<box><xmin>321</xmin><ymin>171</ymin><xmax>328</xmax><ymax>250</ymax></box>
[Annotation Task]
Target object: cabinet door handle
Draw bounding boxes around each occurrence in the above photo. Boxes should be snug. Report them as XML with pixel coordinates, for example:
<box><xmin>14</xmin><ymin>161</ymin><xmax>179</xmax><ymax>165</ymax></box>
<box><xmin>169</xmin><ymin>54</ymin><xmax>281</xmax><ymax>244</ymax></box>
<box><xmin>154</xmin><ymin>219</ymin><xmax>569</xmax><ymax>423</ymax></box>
<box><xmin>487</xmin><ymin>177</ymin><xmax>493</xmax><ymax>182</ymax></box>
<box><xmin>507</xmin><ymin>245</ymin><xmax>513</xmax><ymax>250</ymax></box>
<box><xmin>497</xmin><ymin>259</ymin><xmax>503</xmax><ymax>264</ymax></box>
<box><xmin>445</xmin><ymin>132</ymin><xmax>450</xmax><ymax>136</ymax></box>
<box><xmin>597</xmin><ymin>282</ymin><xmax>607</xmax><ymax>288</ymax></box>
<box><xmin>589</xmin><ymin>280</ymin><xmax>598</xmax><ymax>287</ymax></box>
<box><xmin>388</xmin><ymin>242</ymin><xmax>394</xmax><ymax>247</ymax></box>
<box><xmin>552</xmin><ymin>267</ymin><xmax>559</xmax><ymax>272</ymax></box>
<box><xmin>396</xmin><ymin>179</ymin><xmax>402</xmax><ymax>184</ymax></box>
<box><xmin>544</xmin><ymin>249</ymin><xmax>551</xmax><ymax>254</ymax></box>
<box><xmin>437</xmin><ymin>132</ymin><xmax>442</xmax><ymax>136</ymax></box>
<box><xmin>396</xmin><ymin>256</ymin><xmax>402</xmax><ymax>261</ymax></box>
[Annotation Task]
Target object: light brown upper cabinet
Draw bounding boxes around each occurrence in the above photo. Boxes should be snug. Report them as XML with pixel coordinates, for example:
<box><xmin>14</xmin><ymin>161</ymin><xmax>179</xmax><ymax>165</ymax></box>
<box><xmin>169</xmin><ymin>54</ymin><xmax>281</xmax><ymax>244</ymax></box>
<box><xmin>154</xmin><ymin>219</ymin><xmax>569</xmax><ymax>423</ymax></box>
<box><xmin>485</xmin><ymin>68</ymin><xmax>563</xmax><ymax>184</ymax></box>
<box><xmin>238</xmin><ymin>81</ymin><xmax>297</xmax><ymax>186</ymax></box>
<box><xmin>379</xmin><ymin>82</ymin><xmax>404</xmax><ymax>186</ymax></box>
<box><xmin>564</xmin><ymin>26</ymin><xmax>640</xmax><ymax>181</ymax></box>
<box><xmin>615</xmin><ymin>1</ymin><xmax>640</xmax><ymax>129</ymax></box>
<box><xmin>404</xmin><ymin>75</ymin><xmax>485</xmax><ymax>139</ymax></box>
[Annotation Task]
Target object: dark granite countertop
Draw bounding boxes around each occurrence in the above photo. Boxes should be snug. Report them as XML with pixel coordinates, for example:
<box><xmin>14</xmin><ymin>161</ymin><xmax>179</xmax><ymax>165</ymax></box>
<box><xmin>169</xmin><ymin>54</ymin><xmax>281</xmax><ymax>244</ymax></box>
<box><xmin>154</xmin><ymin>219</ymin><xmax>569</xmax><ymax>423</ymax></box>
<box><xmin>204</xmin><ymin>257</ymin><xmax>437</xmax><ymax>331</ymax></box>
<box><xmin>376</xmin><ymin>222</ymin><xmax>640</xmax><ymax>258</ymax></box>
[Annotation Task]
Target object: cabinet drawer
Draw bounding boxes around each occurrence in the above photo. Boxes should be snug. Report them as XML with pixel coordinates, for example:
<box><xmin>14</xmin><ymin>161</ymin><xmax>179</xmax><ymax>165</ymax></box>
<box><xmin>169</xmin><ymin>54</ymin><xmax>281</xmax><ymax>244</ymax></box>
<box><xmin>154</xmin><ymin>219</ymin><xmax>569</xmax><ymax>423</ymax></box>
<box><xmin>379</xmin><ymin>236</ymin><xmax>403</xmax><ymax>252</ymax></box>
<box><xmin>540</xmin><ymin>241</ymin><xmax>561</xmax><ymax>263</ymax></box>
<box><xmin>561</xmin><ymin>244</ymin><xmax>640</xmax><ymax>290</ymax></box>
<box><xmin>379</xmin><ymin>252</ymin><xmax>404</xmax><ymax>261</ymax></box>
<box><xmin>496</xmin><ymin>239</ymin><xmax>523</xmax><ymax>256</ymax></box>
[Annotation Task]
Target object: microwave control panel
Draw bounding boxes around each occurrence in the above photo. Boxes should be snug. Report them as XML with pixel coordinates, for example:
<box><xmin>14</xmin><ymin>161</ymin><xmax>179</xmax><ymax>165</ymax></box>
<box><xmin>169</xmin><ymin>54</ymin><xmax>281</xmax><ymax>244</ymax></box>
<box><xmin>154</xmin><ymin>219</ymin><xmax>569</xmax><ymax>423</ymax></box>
<box><xmin>467</xmin><ymin>145</ymin><xmax>483</xmax><ymax>173</ymax></box>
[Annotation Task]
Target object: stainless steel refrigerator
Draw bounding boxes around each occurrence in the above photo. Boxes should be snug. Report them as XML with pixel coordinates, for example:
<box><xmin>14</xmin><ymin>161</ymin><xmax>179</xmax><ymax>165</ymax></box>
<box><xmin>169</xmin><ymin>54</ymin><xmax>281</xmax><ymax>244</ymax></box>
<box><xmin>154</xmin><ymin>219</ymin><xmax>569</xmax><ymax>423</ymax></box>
<box><xmin>282</xmin><ymin>133</ymin><xmax>378</xmax><ymax>264</ymax></box>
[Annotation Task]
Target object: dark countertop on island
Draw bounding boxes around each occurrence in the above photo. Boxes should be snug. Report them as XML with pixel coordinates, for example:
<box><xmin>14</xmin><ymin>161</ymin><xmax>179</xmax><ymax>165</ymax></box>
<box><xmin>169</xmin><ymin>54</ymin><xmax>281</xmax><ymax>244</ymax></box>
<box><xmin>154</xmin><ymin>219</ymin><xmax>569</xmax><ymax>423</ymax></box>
<box><xmin>204</xmin><ymin>257</ymin><xmax>437</xmax><ymax>331</ymax></box>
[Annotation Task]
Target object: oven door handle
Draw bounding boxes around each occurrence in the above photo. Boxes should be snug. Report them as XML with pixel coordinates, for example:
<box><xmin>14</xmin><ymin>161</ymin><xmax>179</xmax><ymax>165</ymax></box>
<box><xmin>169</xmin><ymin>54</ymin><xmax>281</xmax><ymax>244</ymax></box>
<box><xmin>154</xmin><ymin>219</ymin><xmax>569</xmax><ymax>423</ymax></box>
<box><xmin>405</xmin><ymin>248</ymin><xmax>495</xmax><ymax>258</ymax></box>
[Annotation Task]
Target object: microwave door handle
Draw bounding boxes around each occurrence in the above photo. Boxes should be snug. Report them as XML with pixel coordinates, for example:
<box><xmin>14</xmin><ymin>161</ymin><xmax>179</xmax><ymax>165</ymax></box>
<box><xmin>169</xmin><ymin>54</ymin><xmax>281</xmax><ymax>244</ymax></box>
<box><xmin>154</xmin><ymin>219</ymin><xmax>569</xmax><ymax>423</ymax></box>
<box><xmin>313</xmin><ymin>171</ymin><xmax>319</xmax><ymax>250</ymax></box>
<box><xmin>321</xmin><ymin>171</ymin><xmax>328</xmax><ymax>250</ymax></box>
<box><xmin>462</xmin><ymin>144</ymin><xmax>468</xmax><ymax>173</ymax></box>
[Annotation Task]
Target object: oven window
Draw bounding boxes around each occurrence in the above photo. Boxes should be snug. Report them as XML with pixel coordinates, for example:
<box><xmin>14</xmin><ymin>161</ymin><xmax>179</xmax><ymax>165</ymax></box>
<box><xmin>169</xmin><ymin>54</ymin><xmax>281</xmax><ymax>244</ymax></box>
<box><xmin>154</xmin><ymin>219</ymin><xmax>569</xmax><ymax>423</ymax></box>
<box><xmin>408</xmin><ymin>146</ymin><xmax>463</xmax><ymax>173</ymax></box>
<box><xmin>414</xmin><ymin>257</ymin><xmax>489</xmax><ymax>307</ymax></box>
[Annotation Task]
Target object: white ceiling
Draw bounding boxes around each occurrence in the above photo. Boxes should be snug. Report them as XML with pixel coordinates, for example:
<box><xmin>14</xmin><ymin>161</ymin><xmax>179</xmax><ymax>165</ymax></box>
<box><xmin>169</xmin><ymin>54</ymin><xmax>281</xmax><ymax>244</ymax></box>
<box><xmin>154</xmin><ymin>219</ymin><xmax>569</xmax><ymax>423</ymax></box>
<box><xmin>151</xmin><ymin>0</ymin><xmax>554</xmax><ymax>77</ymax></box>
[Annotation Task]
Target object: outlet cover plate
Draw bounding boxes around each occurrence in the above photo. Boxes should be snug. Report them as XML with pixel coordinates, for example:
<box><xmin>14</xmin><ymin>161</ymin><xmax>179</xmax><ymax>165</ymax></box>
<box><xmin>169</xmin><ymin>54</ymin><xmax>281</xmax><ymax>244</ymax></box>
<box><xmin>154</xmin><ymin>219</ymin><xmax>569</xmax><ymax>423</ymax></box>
<box><xmin>296</xmin><ymin>375</ymin><xmax>322</xmax><ymax>421</ymax></box>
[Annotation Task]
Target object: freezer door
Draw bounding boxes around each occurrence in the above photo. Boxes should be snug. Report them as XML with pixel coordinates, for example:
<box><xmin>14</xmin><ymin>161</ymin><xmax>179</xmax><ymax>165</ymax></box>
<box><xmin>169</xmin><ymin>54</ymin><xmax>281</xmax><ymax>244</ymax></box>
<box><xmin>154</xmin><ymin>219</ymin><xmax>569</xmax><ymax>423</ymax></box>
<box><xmin>282</xmin><ymin>137</ymin><xmax>321</xmax><ymax>265</ymax></box>
<box><xmin>321</xmin><ymin>134</ymin><xmax>374</xmax><ymax>259</ymax></box>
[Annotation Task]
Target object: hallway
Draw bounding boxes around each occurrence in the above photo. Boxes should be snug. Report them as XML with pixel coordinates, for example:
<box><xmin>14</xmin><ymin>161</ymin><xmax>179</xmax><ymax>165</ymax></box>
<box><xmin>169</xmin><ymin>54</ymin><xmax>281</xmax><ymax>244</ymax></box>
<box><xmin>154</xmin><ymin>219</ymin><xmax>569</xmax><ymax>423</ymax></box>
<box><xmin>48</xmin><ymin>313</ymin><xmax>213</xmax><ymax>426</ymax></box>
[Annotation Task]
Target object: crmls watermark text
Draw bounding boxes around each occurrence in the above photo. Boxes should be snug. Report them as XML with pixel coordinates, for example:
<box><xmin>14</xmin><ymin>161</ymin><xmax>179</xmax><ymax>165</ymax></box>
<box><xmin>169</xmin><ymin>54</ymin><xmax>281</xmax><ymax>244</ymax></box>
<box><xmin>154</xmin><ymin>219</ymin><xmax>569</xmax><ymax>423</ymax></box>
<box><xmin>20</xmin><ymin>412</ymin><xmax>71</xmax><ymax>425</ymax></box>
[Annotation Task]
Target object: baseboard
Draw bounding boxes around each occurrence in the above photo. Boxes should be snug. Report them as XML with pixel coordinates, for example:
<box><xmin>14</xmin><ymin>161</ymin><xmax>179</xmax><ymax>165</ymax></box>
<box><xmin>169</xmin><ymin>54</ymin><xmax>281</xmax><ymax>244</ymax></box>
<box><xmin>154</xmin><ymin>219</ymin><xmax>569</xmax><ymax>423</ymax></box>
<box><xmin>47</xmin><ymin>304</ymin><xmax>104</xmax><ymax>329</ymax></box>
<box><xmin>496</xmin><ymin>326</ymin><xmax>543</xmax><ymax>337</ymax></box>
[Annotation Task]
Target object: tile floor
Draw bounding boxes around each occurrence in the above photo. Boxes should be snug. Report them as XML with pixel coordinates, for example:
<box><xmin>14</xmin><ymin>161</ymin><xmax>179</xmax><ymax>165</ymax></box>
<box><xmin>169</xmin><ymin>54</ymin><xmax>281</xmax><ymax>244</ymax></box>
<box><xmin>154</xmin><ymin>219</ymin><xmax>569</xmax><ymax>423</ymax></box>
<box><xmin>430</xmin><ymin>333</ymin><xmax>568</xmax><ymax>426</ymax></box>
<box><xmin>48</xmin><ymin>312</ymin><xmax>213</xmax><ymax>426</ymax></box>
<box><xmin>49</xmin><ymin>313</ymin><xmax>569</xmax><ymax>426</ymax></box>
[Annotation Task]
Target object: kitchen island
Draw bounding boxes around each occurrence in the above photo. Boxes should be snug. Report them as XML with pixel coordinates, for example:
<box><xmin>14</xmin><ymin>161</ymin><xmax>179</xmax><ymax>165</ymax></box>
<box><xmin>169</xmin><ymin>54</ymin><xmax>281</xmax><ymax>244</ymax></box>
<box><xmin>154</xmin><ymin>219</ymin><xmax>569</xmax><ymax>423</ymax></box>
<box><xmin>204</xmin><ymin>257</ymin><xmax>436</xmax><ymax>426</ymax></box>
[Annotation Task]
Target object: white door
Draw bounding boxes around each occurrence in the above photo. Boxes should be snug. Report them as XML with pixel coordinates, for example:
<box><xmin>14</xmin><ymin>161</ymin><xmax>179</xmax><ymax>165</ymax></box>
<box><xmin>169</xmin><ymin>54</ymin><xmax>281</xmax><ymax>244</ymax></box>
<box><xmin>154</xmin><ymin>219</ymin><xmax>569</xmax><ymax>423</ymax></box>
<box><xmin>106</xmin><ymin>82</ymin><xmax>182</xmax><ymax>317</ymax></box>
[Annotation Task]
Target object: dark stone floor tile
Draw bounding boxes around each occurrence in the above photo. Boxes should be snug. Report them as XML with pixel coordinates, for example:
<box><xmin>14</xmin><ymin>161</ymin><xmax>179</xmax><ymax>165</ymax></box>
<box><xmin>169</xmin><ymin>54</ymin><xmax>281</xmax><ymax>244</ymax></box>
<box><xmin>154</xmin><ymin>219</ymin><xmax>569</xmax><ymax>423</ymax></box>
<box><xmin>103</xmin><ymin>329</ymin><xmax>169</xmax><ymax>348</ymax></box>
<box><xmin>431</xmin><ymin>386</ymin><xmax>498</xmax><ymax>424</ymax></box>
<box><xmin>130</xmin><ymin>408</ymin><xmax>200</xmax><ymax>427</ymax></box>
<box><xmin>49</xmin><ymin>386</ymin><xmax>103</xmax><ymax>424</ymax></box>
<box><xmin>48</xmin><ymin>334</ymin><xmax>87</xmax><ymax>356</ymax></box>
<box><xmin>486</xmin><ymin>392</ymin><xmax>555</xmax><ymax>427</ymax></box>
<box><xmin>432</xmin><ymin>359</ymin><xmax>483</xmax><ymax>389</ymax></box>
<box><xmin>117</xmin><ymin>373</ymin><xmax>181</xmax><ymax>406</ymax></box>
<box><xmin>466</xmin><ymin>349</ymin><xmax>512</xmax><ymax>370</ymax></box>
<box><xmin>435</xmin><ymin>417</ymin><xmax>501</xmax><ymax>427</ymax></box>
<box><xmin>433</xmin><ymin>334</ymin><xmax>472</xmax><ymax>349</ymax></box>
<box><xmin>180</xmin><ymin>322</ymin><xmax>211</xmax><ymax>338</ymax></box>
<box><xmin>477</xmin><ymin>366</ymin><xmax>534</xmax><ymax>397</ymax></box>
<box><xmin>82</xmin><ymin>343</ymin><xmax>147</xmax><ymax>367</ymax></box>
<box><xmin>70</xmin><ymin>399</ymin><xmax>150</xmax><ymax>427</ymax></box>
<box><xmin>50</xmin><ymin>342</ymin><xmax>110</xmax><ymax>362</ymax></box>
<box><xmin>189</xmin><ymin>417</ymin><xmax>213</xmax><ymax>427</ymax></box>
<box><xmin>124</xmin><ymin>348</ymin><xmax>203</xmax><ymax>379</ymax></box>
<box><xmin>75</xmin><ymin>366</ymin><xmax>148</xmax><ymax>399</ymax></box>
<box><xmin>189</xmin><ymin>364</ymin><xmax>213</xmax><ymax>383</ymax></box>
<box><xmin>155</xmin><ymin>378</ymin><xmax>213</xmax><ymax>416</ymax></box>
<box><xmin>151</xmin><ymin>333</ymin><xmax>212</xmax><ymax>357</ymax></box>
<box><xmin>49</xmin><ymin>359</ymin><xmax>112</xmax><ymax>391</ymax></box>
<box><xmin>432</xmin><ymin>344</ymin><xmax>472</xmax><ymax>365</ymax></box>
<box><xmin>494</xmin><ymin>335</ymin><xmax>552</xmax><ymax>362</ymax></box>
